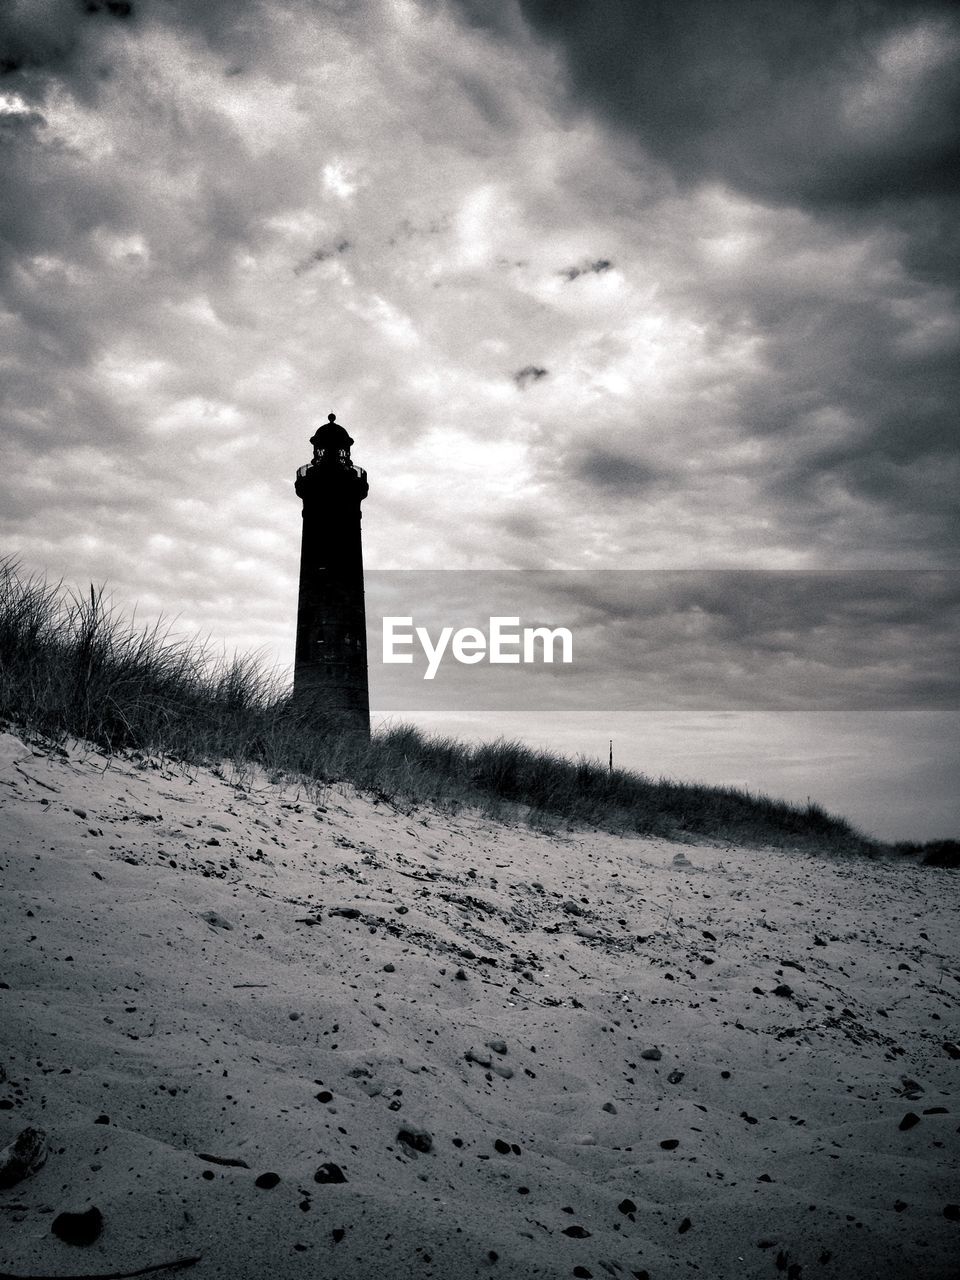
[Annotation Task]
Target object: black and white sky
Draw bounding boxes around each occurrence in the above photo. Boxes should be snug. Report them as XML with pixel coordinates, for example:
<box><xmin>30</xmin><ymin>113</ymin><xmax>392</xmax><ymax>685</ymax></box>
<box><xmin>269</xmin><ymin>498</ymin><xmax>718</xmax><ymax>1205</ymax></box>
<box><xmin>1</xmin><ymin>0</ymin><xmax>958</xmax><ymax>839</ymax></box>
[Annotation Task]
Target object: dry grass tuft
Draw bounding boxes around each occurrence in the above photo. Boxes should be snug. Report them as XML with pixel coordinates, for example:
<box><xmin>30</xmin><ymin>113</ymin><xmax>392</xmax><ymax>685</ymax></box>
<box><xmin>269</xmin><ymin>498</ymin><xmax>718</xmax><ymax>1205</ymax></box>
<box><xmin>0</xmin><ymin>559</ymin><xmax>881</xmax><ymax>854</ymax></box>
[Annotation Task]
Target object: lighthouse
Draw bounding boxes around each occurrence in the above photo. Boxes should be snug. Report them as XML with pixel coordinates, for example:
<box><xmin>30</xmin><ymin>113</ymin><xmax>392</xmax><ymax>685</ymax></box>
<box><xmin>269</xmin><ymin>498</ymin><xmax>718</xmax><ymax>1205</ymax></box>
<box><xmin>293</xmin><ymin>413</ymin><xmax>370</xmax><ymax>735</ymax></box>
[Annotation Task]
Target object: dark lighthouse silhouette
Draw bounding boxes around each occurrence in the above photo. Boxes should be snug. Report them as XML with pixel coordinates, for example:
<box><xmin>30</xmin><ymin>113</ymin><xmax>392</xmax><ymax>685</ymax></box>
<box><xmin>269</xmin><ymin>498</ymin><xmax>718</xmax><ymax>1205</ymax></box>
<box><xmin>293</xmin><ymin>413</ymin><xmax>370</xmax><ymax>735</ymax></box>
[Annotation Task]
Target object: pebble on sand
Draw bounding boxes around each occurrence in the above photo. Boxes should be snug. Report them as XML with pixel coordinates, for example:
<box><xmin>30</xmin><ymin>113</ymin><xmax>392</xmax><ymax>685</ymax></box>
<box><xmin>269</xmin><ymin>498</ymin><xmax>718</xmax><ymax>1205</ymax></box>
<box><xmin>51</xmin><ymin>1205</ymin><xmax>104</xmax><ymax>1246</ymax></box>
<box><xmin>397</xmin><ymin>1126</ymin><xmax>433</xmax><ymax>1154</ymax></box>
<box><xmin>0</xmin><ymin>1126</ymin><xmax>47</xmax><ymax>1189</ymax></box>
<box><xmin>200</xmin><ymin>910</ymin><xmax>234</xmax><ymax>930</ymax></box>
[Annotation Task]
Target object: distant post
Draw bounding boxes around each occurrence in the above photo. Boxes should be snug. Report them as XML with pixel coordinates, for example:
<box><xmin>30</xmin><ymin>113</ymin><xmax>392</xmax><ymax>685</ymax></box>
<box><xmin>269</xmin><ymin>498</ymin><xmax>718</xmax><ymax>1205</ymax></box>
<box><xmin>293</xmin><ymin>413</ymin><xmax>370</xmax><ymax>736</ymax></box>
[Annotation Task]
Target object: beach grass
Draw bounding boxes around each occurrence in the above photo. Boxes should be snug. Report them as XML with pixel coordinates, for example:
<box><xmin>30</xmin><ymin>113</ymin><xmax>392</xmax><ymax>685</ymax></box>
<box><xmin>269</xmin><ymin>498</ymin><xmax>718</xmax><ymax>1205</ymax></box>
<box><xmin>0</xmin><ymin>559</ymin><xmax>882</xmax><ymax>854</ymax></box>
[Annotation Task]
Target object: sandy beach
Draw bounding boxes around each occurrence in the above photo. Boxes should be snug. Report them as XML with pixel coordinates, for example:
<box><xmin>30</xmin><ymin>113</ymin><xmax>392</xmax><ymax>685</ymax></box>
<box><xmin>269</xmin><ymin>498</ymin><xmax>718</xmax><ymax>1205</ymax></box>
<box><xmin>1</xmin><ymin>730</ymin><xmax>957</xmax><ymax>1279</ymax></box>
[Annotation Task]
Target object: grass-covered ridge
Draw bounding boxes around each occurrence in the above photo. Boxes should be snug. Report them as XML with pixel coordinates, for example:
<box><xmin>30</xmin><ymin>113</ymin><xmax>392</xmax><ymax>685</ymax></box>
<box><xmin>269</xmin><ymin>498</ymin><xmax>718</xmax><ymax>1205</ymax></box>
<box><xmin>0</xmin><ymin>559</ymin><xmax>880</xmax><ymax>854</ymax></box>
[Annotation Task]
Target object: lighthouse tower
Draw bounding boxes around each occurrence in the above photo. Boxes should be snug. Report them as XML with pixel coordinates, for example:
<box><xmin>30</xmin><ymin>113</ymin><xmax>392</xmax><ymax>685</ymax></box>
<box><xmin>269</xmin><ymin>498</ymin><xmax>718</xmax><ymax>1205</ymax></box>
<box><xmin>293</xmin><ymin>413</ymin><xmax>370</xmax><ymax>735</ymax></box>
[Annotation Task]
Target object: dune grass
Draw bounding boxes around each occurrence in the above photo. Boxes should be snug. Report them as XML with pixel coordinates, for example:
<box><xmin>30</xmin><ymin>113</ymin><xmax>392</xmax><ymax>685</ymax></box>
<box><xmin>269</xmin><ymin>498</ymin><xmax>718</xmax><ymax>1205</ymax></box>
<box><xmin>0</xmin><ymin>559</ymin><xmax>881</xmax><ymax>854</ymax></box>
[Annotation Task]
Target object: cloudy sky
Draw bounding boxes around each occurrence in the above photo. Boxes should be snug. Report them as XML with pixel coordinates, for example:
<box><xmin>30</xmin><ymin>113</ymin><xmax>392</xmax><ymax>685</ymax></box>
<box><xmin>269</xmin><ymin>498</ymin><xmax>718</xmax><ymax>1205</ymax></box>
<box><xmin>1</xmin><ymin>0</ymin><xmax>958</xmax><ymax>839</ymax></box>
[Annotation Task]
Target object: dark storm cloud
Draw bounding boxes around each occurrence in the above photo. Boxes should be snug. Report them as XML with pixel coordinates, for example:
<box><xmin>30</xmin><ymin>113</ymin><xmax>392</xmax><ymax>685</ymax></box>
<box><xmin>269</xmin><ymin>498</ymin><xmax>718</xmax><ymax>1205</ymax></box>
<box><xmin>570</xmin><ymin>447</ymin><xmax>668</xmax><ymax>495</ymax></box>
<box><xmin>436</xmin><ymin>4</ymin><xmax>960</xmax><ymax>567</ymax></box>
<box><xmin>293</xmin><ymin>239</ymin><xmax>351</xmax><ymax>277</ymax></box>
<box><xmin>0</xmin><ymin>1</ymin><xmax>131</xmax><ymax>86</ymax></box>
<box><xmin>713</xmin><ymin>254</ymin><xmax>960</xmax><ymax>556</ymax></box>
<box><xmin>0</xmin><ymin>0</ymin><xmax>301</xmax><ymax>96</ymax></box>
<box><xmin>453</xmin><ymin>0</ymin><xmax>960</xmax><ymax>209</ymax></box>
<box><xmin>560</xmin><ymin>258</ymin><xmax>612</xmax><ymax>281</ymax></box>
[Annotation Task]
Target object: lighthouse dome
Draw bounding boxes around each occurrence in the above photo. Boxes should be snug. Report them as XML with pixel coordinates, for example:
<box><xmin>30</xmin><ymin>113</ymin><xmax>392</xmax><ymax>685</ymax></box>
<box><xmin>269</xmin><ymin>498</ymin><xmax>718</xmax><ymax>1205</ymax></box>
<box><xmin>309</xmin><ymin>413</ymin><xmax>354</xmax><ymax>456</ymax></box>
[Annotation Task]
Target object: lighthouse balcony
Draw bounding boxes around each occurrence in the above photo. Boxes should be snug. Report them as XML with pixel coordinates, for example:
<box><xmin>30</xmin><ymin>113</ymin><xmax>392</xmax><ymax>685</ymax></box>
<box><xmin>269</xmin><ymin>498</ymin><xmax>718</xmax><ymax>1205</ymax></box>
<box><xmin>297</xmin><ymin>461</ymin><xmax>367</xmax><ymax>482</ymax></box>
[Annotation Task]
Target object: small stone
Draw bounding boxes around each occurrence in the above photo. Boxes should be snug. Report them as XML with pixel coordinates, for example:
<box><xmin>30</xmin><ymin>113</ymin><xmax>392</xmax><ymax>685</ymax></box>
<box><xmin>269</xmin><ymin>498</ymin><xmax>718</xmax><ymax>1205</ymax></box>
<box><xmin>94</xmin><ymin>1114</ymin><xmax>110</xmax><ymax>1124</ymax></box>
<box><xmin>316</xmin><ymin>1090</ymin><xmax>333</xmax><ymax>1104</ymax></box>
<box><xmin>666</xmin><ymin>1069</ymin><xmax>684</xmax><ymax>1084</ymax></box>
<box><xmin>199</xmin><ymin>910</ymin><xmax>233</xmax><ymax>930</ymax></box>
<box><xmin>314</xmin><ymin>1162</ymin><xmax>346</xmax><ymax>1184</ymax></box>
<box><xmin>899</xmin><ymin>1111</ymin><xmax>921</xmax><ymax>1131</ymax></box>
<box><xmin>602</xmin><ymin>1101</ymin><xmax>617</xmax><ymax>1114</ymax></box>
<box><xmin>562</xmin><ymin>1224</ymin><xmax>591</xmax><ymax>1238</ymax></box>
<box><xmin>660</xmin><ymin>1139</ymin><xmax>679</xmax><ymax>1150</ymax></box>
<box><xmin>773</xmin><ymin>984</ymin><xmax>793</xmax><ymax>998</ymax></box>
<box><xmin>486</xmin><ymin>1038</ymin><xmax>508</xmax><ymax>1055</ymax></box>
<box><xmin>943</xmin><ymin>1042</ymin><xmax>960</xmax><ymax>1059</ymax></box>
<box><xmin>255</xmin><ymin>1172</ymin><xmax>280</xmax><ymax>1189</ymax></box>
<box><xmin>494</xmin><ymin>1139</ymin><xmax>511</xmax><ymax>1154</ymax></box>
<box><xmin>573</xmin><ymin>1268</ymin><xmax>593</xmax><ymax>1278</ymax></box>
<box><xmin>678</xmin><ymin>1216</ymin><xmax>692</xmax><ymax>1233</ymax></box>
<box><xmin>640</xmin><ymin>1047</ymin><xmax>661</xmax><ymax>1061</ymax></box>
<box><xmin>618</xmin><ymin>1197</ymin><xmax>637</xmax><ymax>1215</ymax></box>
<box><xmin>383</xmin><ymin>963</ymin><xmax>396</xmax><ymax>973</ymax></box>
<box><xmin>944</xmin><ymin>1204</ymin><xmax>959</xmax><ymax>1221</ymax></box>
<box><xmin>52</xmin><ymin>1206</ymin><xmax>103</xmax><ymax>1246</ymax></box>
<box><xmin>454</xmin><ymin>968</ymin><xmax>468</xmax><ymax>981</ymax></box>
<box><xmin>397</xmin><ymin>1126</ymin><xmax>432</xmax><ymax>1154</ymax></box>
<box><xmin>0</xmin><ymin>1127</ymin><xmax>47</xmax><ymax>1189</ymax></box>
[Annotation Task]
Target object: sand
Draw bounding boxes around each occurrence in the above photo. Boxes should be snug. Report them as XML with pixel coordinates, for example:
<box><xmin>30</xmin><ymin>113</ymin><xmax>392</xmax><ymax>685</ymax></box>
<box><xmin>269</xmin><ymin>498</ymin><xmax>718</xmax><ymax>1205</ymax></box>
<box><xmin>0</xmin><ymin>730</ymin><xmax>957</xmax><ymax>1279</ymax></box>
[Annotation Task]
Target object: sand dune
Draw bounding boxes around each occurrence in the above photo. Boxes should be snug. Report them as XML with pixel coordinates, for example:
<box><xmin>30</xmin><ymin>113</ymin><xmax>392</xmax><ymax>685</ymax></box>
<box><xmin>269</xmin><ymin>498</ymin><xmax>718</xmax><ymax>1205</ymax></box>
<box><xmin>0</xmin><ymin>730</ymin><xmax>957</xmax><ymax>1279</ymax></box>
